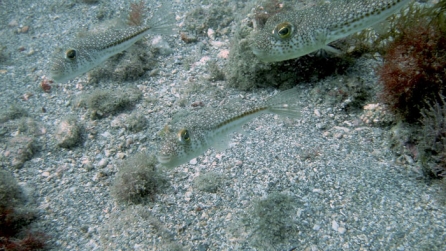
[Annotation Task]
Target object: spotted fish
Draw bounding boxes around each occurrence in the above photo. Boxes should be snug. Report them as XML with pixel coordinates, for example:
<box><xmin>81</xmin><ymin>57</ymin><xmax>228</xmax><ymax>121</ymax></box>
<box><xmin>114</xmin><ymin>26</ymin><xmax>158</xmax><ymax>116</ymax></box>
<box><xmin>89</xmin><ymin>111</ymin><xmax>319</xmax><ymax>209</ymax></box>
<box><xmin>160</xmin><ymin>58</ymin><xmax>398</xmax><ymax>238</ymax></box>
<box><xmin>252</xmin><ymin>0</ymin><xmax>412</xmax><ymax>62</ymax></box>
<box><xmin>49</xmin><ymin>3</ymin><xmax>176</xmax><ymax>82</ymax></box>
<box><xmin>157</xmin><ymin>88</ymin><xmax>301</xmax><ymax>168</ymax></box>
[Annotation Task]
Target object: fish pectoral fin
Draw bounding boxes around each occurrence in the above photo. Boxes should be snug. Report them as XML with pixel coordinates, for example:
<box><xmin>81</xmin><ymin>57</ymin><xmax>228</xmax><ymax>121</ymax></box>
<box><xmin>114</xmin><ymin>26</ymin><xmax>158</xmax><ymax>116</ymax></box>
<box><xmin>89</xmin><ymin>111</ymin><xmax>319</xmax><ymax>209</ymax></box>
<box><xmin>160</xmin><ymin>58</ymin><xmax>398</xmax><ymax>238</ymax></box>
<box><xmin>212</xmin><ymin>135</ymin><xmax>231</xmax><ymax>152</ymax></box>
<box><xmin>266</xmin><ymin>87</ymin><xmax>301</xmax><ymax>119</ymax></box>
<box><xmin>232</xmin><ymin>125</ymin><xmax>247</xmax><ymax>137</ymax></box>
<box><xmin>146</xmin><ymin>2</ymin><xmax>177</xmax><ymax>35</ymax></box>
<box><xmin>322</xmin><ymin>45</ymin><xmax>342</xmax><ymax>55</ymax></box>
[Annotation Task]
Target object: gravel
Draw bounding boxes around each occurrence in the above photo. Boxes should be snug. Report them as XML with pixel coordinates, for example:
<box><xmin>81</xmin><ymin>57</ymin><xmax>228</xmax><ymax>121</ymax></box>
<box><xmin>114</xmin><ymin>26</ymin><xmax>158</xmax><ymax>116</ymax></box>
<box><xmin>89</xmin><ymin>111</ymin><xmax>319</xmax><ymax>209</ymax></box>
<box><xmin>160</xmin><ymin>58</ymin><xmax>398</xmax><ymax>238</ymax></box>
<box><xmin>1</xmin><ymin>0</ymin><xmax>445</xmax><ymax>250</ymax></box>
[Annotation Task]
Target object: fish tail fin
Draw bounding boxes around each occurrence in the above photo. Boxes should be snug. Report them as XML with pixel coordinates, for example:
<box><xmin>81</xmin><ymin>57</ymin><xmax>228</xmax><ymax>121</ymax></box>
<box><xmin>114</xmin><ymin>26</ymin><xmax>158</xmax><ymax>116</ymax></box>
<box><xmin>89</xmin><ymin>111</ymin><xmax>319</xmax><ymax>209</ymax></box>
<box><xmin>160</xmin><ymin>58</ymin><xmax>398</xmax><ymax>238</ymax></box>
<box><xmin>146</xmin><ymin>2</ymin><xmax>177</xmax><ymax>35</ymax></box>
<box><xmin>266</xmin><ymin>87</ymin><xmax>301</xmax><ymax>118</ymax></box>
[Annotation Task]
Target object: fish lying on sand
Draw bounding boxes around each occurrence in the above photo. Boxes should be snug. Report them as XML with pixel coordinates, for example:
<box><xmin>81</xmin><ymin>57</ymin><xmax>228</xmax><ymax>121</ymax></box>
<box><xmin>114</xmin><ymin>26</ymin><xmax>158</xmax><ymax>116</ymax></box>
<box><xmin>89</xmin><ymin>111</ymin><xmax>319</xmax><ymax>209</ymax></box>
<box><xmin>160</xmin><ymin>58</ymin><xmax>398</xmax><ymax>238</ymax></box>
<box><xmin>252</xmin><ymin>0</ymin><xmax>412</xmax><ymax>62</ymax></box>
<box><xmin>157</xmin><ymin>88</ymin><xmax>301</xmax><ymax>168</ymax></box>
<box><xmin>49</xmin><ymin>3</ymin><xmax>176</xmax><ymax>83</ymax></box>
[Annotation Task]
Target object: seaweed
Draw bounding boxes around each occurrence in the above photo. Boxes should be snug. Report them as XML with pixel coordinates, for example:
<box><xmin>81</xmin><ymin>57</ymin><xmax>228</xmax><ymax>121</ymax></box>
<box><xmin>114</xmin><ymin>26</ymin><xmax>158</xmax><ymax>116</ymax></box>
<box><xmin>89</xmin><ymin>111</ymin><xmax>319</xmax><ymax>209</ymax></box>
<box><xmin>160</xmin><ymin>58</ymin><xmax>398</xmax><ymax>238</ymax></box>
<box><xmin>419</xmin><ymin>95</ymin><xmax>446</xmax><ymax>178</ymax></box>
<box><xmin>0</xmin><ymin>170</ymin><xmax>47</xmax><ymax>250</ymax></box>
<box><xmin>127</xmin><ymin>1</ymin><xmax>147</xmax><ymax>26</ymax></box>
<box><xmin>377</xmin><ymin>1</ymin><xmax>446</xmax><ymax>122</ymax></box>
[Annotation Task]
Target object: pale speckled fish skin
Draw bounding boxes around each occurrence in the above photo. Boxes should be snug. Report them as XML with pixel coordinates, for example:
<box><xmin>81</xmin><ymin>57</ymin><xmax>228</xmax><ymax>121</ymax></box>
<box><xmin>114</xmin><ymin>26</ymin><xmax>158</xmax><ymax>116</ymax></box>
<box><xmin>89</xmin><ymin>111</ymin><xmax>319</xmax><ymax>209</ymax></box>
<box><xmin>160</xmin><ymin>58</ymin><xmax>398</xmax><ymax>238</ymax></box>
<box><xmin>157</xmin><ymin>88</ymin><xmax>301</xmax><ymax>168</ymax></box>
<box><xmin>252</xmin><ymin>0</ymin><xmax>412</xmax><ymax>62</ymax></box>
<box><xmin>49</xmin><ymin>3</ymin><xmax>176</xmax><ymax>83</ymax></box>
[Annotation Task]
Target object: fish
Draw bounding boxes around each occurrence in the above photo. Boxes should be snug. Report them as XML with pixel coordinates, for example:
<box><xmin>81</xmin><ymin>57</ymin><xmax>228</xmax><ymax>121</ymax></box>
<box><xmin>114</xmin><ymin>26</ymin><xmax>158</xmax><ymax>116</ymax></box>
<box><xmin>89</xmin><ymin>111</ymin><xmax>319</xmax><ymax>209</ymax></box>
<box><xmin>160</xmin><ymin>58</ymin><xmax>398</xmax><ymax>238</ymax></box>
<box><xmin>49</xmin><ymin>3</ymin><xmax>176</xmax><ymax>83</ymax></box>
<box><xmin>157</xmin><ymin>88</ymin><xmax>301</xmax><ymax>168</ymax></box>
<box><xmin>252</xmin><ymin>0</ymin><xmax>412</xmax><ymax>62</ymax></box>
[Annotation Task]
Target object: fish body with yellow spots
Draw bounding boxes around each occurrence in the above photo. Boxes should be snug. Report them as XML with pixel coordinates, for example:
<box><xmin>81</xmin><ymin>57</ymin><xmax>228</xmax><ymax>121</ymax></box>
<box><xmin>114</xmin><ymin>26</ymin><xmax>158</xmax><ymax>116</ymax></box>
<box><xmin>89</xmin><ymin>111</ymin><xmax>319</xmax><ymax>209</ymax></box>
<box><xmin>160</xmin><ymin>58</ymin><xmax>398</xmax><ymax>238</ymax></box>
<box><xmin>157</xmin><ymin>88</ymin><xmax>301</xmax><ymax>168</ymax></box>
<box><xmin>49</xmin><ymin>4</ymin><xmax>176</xmax><ymax>83</ymax></box>
<box><xmin>252</xmin><ymin>0</ymin><xmax>412</xmax><ymax>62</ymax></box>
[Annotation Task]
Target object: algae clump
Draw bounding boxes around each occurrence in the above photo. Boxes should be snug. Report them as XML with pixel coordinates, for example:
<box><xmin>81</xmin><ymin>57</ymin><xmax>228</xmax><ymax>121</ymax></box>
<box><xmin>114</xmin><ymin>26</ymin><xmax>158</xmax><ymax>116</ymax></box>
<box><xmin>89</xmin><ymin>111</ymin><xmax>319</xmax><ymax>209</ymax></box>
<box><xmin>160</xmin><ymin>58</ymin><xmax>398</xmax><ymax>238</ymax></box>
<box><xmin>75</xmin><ymin>87</ymin><xmax>142</xmax><ymax>119</ymax></box>
<box><xmin>111</xmin><ymin>153</ymin><xmax>167</xmax><ymax>204</ymax></box>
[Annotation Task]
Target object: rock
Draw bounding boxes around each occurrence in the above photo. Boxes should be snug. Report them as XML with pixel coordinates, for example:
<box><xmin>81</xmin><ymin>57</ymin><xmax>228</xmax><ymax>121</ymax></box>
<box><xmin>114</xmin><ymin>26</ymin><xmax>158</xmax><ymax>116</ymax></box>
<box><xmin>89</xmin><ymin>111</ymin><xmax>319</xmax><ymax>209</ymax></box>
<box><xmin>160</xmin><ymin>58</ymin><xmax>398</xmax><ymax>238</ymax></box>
<box><xmin>55</xmin><ymin>118</ymin><xmax>81</xmax><ymax>148</ymax></box>
<box><xmin>8</xmin><ymin>136</ymin><xmax>35</xmax><ymax>168</ymax></box>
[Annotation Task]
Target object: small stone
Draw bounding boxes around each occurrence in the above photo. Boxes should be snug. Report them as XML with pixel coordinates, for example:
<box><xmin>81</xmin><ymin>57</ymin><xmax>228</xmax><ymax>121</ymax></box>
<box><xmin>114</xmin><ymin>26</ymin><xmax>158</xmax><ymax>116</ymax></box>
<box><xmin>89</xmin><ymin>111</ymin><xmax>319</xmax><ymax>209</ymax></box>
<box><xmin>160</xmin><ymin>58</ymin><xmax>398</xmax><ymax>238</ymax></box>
<box><xmin>189</xmin><ymin>158</ymin><xmax>197</xmax><ymax>165</ymax></box>
<box><xmin>125</xmin><ymin>138</ymin><xmax>133</xmax><ymax>147</ymax></box>
<box><xmin>225</xmin><ymin>213</ymin><xmax>232</xmax><ymax>221</ymax></box>
<box><xmin>191</xmin><ymin>101</ymin><xmax>204</xmax><ymax>107</ymax></box>
<box><xmin>149</xmin><ymin>69</ymin><xmax>160</xmax><ymax>76</ymax></box>
<box><xmin>104</xmin><ymin>150</ymin><xmax>112</xmax><ymax>157</ymax></box>
<box><xmin>82</xmin><ymin>160</ymin><xmax>94</xmax><ymax>171</ymax></box>
<box><xmin>333</xmin><ymin>126</ymin><xmax>350</xmax><ymax>133</ymax></box>
<box><xmin>101</xmin><ymin>131</ymin><xmax>111</xmax><ymax>138</ymax></box>
<box><xmin>337</xmin><ymin>227</ymin><xmax>346</xmax><ymax>234</ymax></box>
<box><xmin>207</xmin><ymin>28</ymin><xmax>215</xmax><ymax>40</ymax></box>
<box><xmin>332</xmin><ymin>220</ymin><xmax>339</xmax><ymax>231</ymax></box>
<box><xmin>364</xmin><ymin>103</ymin><xmax>380</xmax><ymax>110</ymax></box>
<box><xmin>92</xmin><ymin>171</ymin><xmax>107</xmax><ymax>182</ymax></box>
<box><xmin>97</xmin><ymin>158</ymin><xmax>108</xmax><ymax>168</ymax></box>
<box><xmin>334</xmin><ymin>132</ymin><xmax>343</xmax><ymax>139</ymax></box>
<box><xmin>215</xmin><ymin>154</ymin><xmax>223</xmax><ymax>161</ymax></box>
<box><xmin>312</xmin><ymin>188</ymin><xmax>323</xmax><ymax>194</ymax></box>
<box><xmin>210</xmin><ymin>40</ymin><xmax>225</xmax><ymax>48</ymax></box>
<box><xmin>180</xmin><ymin>32</ymin><xmax>197</xmax><ymax>43</ymax></box>
<box><xmin>217</xmin><ymin>49</ymin><xmax>230</xmax><ymax>59</ymax></box>
<box><xmin>20</xmin><ymin>26</ymin><xmax>29</xmax><ymax>33</ymax></box>
<box><xmin>8</xmin><ymin>20</ymin><xmax>18</xmax><ymax>27</ymax></box>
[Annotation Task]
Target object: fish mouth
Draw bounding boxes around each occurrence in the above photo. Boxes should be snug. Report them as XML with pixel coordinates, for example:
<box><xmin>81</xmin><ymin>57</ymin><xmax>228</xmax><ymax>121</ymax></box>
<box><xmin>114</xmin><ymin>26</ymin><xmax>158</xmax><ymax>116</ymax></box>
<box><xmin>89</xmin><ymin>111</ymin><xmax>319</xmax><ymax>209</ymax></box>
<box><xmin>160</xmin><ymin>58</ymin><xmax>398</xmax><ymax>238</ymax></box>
<box><xmin>157</xmin><ymin>154</ymin><xmax>172</xmax><ymax>164</ymax></box>
<box><xmin>157</xmin><ymin>154</ymin><xmax>181</xmax><ymax>169</ymax></box>
<box><xmin>252</xmin><ymin>48</ymin><xmax>281</xmax><ymax>63</ymax></box>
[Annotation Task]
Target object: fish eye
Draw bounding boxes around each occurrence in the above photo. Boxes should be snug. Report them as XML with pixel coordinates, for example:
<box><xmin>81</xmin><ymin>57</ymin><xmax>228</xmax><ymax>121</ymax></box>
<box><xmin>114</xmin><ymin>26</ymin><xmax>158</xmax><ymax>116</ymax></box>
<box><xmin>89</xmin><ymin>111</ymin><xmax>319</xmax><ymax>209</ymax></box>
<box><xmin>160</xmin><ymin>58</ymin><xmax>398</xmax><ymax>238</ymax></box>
<box><xmin>177</xmin><ymin>129</ymin><xmax>190</xmax><ymax>143</ymax></box>
<box><xmin>274</xmin><ymin>22</ymin><xmax>293</xmax><ymax>39</ymax></box>
<box><xmin>65</xmin><ymin>49</ymin><xmax>76</xmax><ymax>59</ymax></box>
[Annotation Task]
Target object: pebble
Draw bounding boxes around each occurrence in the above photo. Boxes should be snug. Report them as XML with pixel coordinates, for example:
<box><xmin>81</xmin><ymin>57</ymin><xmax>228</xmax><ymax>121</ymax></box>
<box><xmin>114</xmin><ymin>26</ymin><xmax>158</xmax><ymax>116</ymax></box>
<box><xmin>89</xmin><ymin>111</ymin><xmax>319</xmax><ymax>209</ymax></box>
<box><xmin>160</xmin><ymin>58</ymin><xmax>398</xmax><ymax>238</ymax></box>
<box><xmin>333</xmin><ymin>126</ymin><xmax>350</xmax><ymax>133</ymax></box>
<box><xmin>217</xmin><ymin>49</ymin><xmax>230</xmax><ymax>59</ymax></box>
<box><xmin>101</xmin><ymin>131</ymin><xmax>111</xmax><ymax>138</ymax></box>
<box><xmin>125</xmin><ymin>138</ymin><xmax>133</xmax><ymax>147</ymax></box>
<box><xmin>20</xmin><ymin>26</ymin><xmax>29</xmax><ymax>33</ymax></box>
<box><xmin>8</xmin><ymin>20</ymin><xmax>18</xmax><ymax>27</ymax></box>
<box><xmin>104</xmin><ymin>150</ymin><xmax>112</xmax><ymax>157</ymax></box>
<box><xmin>97</xmin><ymin>158</ymin><xmax>108</xmax><ymax>168</ymax></box>
<box><xmin>180</xmin><ymin>32</ymin><xmax>197</xmax><ymax>43</ymax></box>
<box><xmin>207</xmin><ymin>28</ymin><xmax>215</xmax><ymax>40</ymax></box>
<box><xmin>149</xmin><ymin>69</ymin><xmax>160</xmax><ymax>76</ymax></box>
